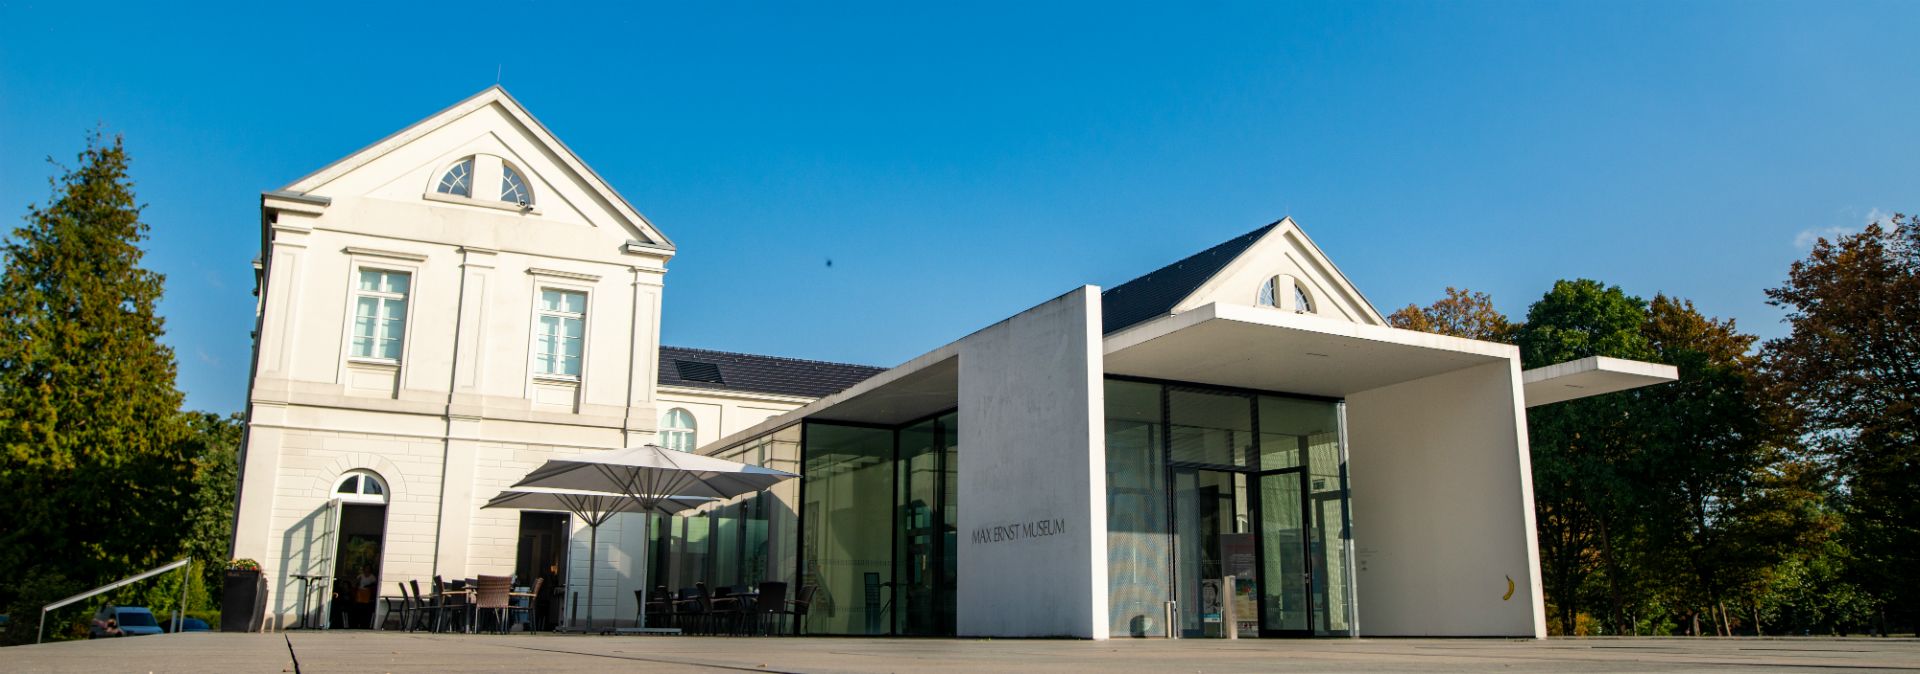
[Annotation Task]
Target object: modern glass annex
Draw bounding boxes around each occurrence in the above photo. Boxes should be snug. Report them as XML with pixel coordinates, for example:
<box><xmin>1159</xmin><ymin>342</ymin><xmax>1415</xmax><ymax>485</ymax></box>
<box><xmin>1106</xmin><ymin>377</ymin><xmax>1356</xmax><ymax>638</ymax></box>
<box><xmin>652</xmin><ymin>412</ymin><xmax>960</xmax><ymax>636</ymax></box>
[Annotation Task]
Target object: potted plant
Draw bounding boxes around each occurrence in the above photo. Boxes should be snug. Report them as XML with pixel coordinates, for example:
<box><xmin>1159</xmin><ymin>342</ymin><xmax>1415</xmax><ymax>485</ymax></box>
<box><xmin>221</xmin><ymin>559</ymin><xmax>266</xmax><ymax>633</ymax></box>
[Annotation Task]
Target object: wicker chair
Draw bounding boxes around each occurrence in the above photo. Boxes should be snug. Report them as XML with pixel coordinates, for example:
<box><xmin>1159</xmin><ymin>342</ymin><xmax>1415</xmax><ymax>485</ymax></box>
<box><xmin>379</xmin><ymin>581</ymin><xmax>412</xmax><ymax>630</ymax></box>
<box><xmin>745</xmin><ymin>582</ymin><xmax>788</xmax><ymax>636</ymax></box>
<box><xmin>431</xmin><ymin>576</ymin><xmax>471</xmax><ymax>633</ymax></box>
<box><xmin>509</xmin><ymin>577</ymin><xmax>544</xmax><ymax>632</ymax></box>
<box><xmin>780</xmin><ymin>585</ymin><xmax>817</xmax><ymax>635</ymax></box>
<box><xmin>672</xmin><ymin>584</ymin><xmax>712</xmax><ymax>635</ymax></box>
<box><xmin>407</xmin><ymin>579</ymin><xmax>444</xmax><ymax>633</ymax></box>
<box><xmin>474</xmin><ymin>575</ymin><xmax>514</xmax><ymax>634</ymax></box>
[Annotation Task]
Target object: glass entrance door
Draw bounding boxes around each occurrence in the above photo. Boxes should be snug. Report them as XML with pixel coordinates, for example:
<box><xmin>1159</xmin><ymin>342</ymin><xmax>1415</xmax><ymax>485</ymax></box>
<box><xmin>1256</xmin><ymin>468</ymin><xmax>1312</xmax><ymax>636</ymax></box>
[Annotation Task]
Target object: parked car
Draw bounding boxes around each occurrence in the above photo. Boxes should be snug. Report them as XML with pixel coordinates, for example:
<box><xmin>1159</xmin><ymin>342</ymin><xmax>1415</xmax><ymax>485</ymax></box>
<box><xmin>89</xmin><ymin>605</ymin><xmax>164</xmax><ymax>638</ymax></box>
<box><xmin>158</xmin><ymin>617</ymin><xmax>211</xmax><ymax>633</ymax></box>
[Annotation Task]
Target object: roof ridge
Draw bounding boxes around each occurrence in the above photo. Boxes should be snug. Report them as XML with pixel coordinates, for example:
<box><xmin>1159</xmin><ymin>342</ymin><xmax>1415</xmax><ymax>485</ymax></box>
<box><xmin>1102</xmin><ymin>220</ymin><xmax>1282</xmax><ymax>298</ymax></box>
<box><xmin>1097</xmin><ymin>220</ymin><xmax>1285</xmax><ymax>334</ymax></box>
<box><xmin>660</xmin><ymin>345</ymin><xmax>886</xmax><ymax>371</ymax></box>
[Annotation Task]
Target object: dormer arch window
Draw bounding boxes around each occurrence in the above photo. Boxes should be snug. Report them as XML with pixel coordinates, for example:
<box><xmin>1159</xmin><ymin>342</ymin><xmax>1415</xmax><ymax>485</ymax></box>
<box><xmin>435</xmin><ymin>157</ymin><xmax>475</xmax><ymax>197</ymax></box>
<box><xmin>1256</xmin><ymin>276</ymin><xmax>1280</xmax><ymax>307</ymax></box>
<box><xmin>426</xmin><ymin>154</ymin><xmax>536</xmax><ymax>212</ymax></box>
<box><xmin>501</xmin><ymin>163</ymin><xmax>532</xmax><ymax>206</ymax></box>
<box><xmin>1256</xmin><ymin>275</ymin><xmax>1317</xmax><ymax>314</ymax></box>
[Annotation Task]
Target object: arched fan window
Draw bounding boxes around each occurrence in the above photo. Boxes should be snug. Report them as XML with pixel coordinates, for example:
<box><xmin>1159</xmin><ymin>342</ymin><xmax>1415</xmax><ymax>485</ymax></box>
<box><xmin>334</xmin><ymin>470</ymin><xmax>389</xmax><ymax>504</ymax></box>
<box><xmin>435</xmin><ymin>157</ymin><xmax>475</xmax><ymax>197</ymax></box>
<box><xmin>1255</xmin><ymin>276</ymin><xmax>1280</xmax><ymax>307</ymax></box>
<box><xmin>1293</xmin><ymin>284</ymin><xmax>1315</xmax><ymax>314</ymax></box>
<box><xmin>660</xmin><ymin>408</ymin><xmax>698</xmax><ymax>452</ymax></box>
<box><xmin>500</xmin><ymin>163</ymin><xmax>531</xmax><ymax>206</ymax></box>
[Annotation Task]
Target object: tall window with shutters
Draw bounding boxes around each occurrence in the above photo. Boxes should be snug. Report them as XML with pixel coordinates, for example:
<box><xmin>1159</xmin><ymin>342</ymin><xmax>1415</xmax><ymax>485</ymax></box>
<box><xmin>351</xmin><ymin>269</ymin><xmax>410</xmax><ymax>361</ymax></box>
<box><xmin>534</xmin><ymin>289</ymin><xmax>587</xmax><ymax>378</ymax></box>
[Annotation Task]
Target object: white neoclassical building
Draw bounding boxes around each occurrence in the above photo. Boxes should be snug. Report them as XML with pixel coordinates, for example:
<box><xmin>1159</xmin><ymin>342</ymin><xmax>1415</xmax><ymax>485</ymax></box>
<box><xmin>234</xmin><ymin>86</ymin><xmax>1677</xmax><ymax>639</ymax></box>
<box><xmin>230</xmin><ymin>87</ymin><xmax>881</xmax><ymax>629</ymax></box>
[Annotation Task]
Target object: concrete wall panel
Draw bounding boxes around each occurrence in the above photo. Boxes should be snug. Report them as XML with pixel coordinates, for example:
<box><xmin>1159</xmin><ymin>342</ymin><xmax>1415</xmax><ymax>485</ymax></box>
<box><xmin>1345</xmin><ymin>359</ymin><xmax>1545</xmax><ymax>637</ymax></box>
<box><xmin>955</xmin><ymin>287</ymin><xmax>1109</xmax><ymax>638</ymax></box>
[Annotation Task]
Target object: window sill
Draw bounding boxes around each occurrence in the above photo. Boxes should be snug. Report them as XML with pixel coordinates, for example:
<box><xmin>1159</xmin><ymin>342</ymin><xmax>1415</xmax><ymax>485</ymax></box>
<box><xmin>423</xmin><ymin>191</ymin><xmax>540</xmax><ymax>215</ymax></box>
<box><xmin>347</xmin><ymin>358</ymin><xmax>401</xmax><ymax>369</ymax></box>
<box><xmin>532</xmin><ymin>375</ymin><xmax>581</xmax><ymax>384</ymax></box>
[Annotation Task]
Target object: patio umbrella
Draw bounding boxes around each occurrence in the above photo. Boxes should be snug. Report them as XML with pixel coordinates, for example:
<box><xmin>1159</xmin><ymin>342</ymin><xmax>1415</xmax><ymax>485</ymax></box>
<box><xmin>509</xmin><ymin>444</ymin><xmax>799</xmax><ymax>631</ymax></box>
<box><xmin>482</xmin><ymin>486</ymin><xmax>713</xmax><ymax>631</ymax></box>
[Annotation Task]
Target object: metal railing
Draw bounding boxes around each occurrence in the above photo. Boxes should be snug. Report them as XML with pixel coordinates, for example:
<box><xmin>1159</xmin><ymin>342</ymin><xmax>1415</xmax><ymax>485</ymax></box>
<box><xmin>38</xmin><ymin>558</ymin><xmax>191</xmax><ymax>644</ymax></box>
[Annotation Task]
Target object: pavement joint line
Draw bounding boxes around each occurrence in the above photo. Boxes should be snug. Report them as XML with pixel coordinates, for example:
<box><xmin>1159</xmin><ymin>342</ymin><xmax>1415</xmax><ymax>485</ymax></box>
<box><xmin>1363</xmin><ymin>647</ymin><xmax>1920</xmax><ymax>671</ymax></box>
<box><xmin>498</xmin><ymin>643</ymin><xmax>807</xmax><ymax>673</ymax></box>
<box><xmin>283</xmin><ymin>634</ymin><xmax>301</xmax><ymax>674</ymax></box>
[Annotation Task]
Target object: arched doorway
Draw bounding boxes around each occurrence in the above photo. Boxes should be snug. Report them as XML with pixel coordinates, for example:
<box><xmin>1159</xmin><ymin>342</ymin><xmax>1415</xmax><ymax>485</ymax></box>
<box><xmin>329</xmin><ymin>470</ymin><xmax>389</xmax><ymax>629</ymax></box>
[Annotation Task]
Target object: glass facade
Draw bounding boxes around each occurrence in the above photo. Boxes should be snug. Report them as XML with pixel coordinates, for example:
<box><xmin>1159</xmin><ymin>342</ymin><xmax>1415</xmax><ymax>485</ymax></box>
<box><xmin>895</xmin><ymin>413</ymin><xmax>958</xmax><ymax>636</ymax></box>
<box><xmin>1104</xmin><ymin>378</ymin><xmax>1356</xmax><ymax>638</ymax></box>
<box><xmin>798</xmin><ymin>423</ymin><xmax>895</xmax><ymax>635</ymax></box>
<box><xmin>643</xmin><ymin>377</ymin><xmax>1352</xmax><ymax>639</ymax></box>
<box><xmin>647</xmin><ymin>424</ymin><xmax>801</xmax><ymax>598</ymax></box>
<box><xmin>1105</xmin><ymin>379</ymin><xmax>1171</xmax><ymax>637</ymax></box>
<box><xmin>667</xmin><ymin>414</ymin><xmax>960</xmax><ymax>636</ymax></box>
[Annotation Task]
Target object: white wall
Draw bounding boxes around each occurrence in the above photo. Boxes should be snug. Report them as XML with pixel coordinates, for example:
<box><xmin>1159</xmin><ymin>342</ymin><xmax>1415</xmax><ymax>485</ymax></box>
<box><xmin>1344</xmin><ymin>359</ymin><xmax>1546</xmax><ymax>637</ymax></box>
<box><xmin>955</xmin><ymin>286</ymin><xmax>1109</xmax><ymax>638</ymax></box>
<box><xmin>232</xmin><ymin>91</ymin><xmax>675</xmax><ymax>628</ymax></box>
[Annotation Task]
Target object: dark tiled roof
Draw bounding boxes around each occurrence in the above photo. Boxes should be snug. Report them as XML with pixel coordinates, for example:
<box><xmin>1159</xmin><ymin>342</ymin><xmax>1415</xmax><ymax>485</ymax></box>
<box><xmin>1100</xmin><ymin>221</ymin><xmax>1280</xmax><ymax>334</ymax></box>
<box><xmin>658</xmin><ymin>346</ymin><xmax>887</xmax><ymax>399</ymax></box>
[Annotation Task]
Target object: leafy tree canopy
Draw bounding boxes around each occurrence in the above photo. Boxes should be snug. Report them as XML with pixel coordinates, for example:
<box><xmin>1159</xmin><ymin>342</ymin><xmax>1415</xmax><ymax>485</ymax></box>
<box><xmin>1386</xmin><ymin>286</ymin><xmax>1516</xmax><ymax>342</ymax></box>
<box><xmin>0</xmin><ymin>134</ymin><xmax>196</xmax><ymax>639</ymax></box>
<box><xmin>1518</xmin><ymin>279</ymin><xmax>1654</xmax><ymax>367</ymax></box>
<box><xmin>1762</xmin><ymin>214</ymin><xmax>1920</xmax><ymax>627</ymax></box>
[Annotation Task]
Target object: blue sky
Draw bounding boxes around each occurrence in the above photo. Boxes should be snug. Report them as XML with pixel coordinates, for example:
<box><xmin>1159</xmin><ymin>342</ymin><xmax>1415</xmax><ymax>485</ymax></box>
<box><xmin>3</xmin><ymin>2</ymin><xmax>1916</xmax><ymax>414</ymax></box>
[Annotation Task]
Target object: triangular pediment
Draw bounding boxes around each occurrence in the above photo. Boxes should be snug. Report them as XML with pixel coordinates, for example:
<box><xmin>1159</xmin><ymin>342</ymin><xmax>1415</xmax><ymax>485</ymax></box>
<box><xmin>278</xmin><ymin>86</ymin><xmax>672</xmax><ymax>249</ymax></box>
<box><xmin>1173</xmin><ymin>217</ymin><xmax>1385</xmax><ymax>325</ymax></box>
<box><xmin>1101</xmin><ymin>217</ymin><xmax>1384</xmax><ymax>334</ymax></box>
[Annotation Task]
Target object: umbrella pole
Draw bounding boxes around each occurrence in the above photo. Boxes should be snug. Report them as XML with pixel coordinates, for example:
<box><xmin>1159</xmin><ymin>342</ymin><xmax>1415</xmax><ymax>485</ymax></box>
<box><xmin>637</xmin><ymin>513</ymin><xmax>649</xmax><ymax>630</ymax></box>
<box><xmin>587</xmin><ymin>522</ymin><xmax>598</xmax><ymax>632</ymax></box>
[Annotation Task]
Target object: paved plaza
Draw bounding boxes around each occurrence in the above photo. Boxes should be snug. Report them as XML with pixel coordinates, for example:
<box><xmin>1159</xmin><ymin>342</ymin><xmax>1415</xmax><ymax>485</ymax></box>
<box><xmin>7</xmin><ymin>632</ymin><xmax>1920</xmax><ymax>673</ymax></box>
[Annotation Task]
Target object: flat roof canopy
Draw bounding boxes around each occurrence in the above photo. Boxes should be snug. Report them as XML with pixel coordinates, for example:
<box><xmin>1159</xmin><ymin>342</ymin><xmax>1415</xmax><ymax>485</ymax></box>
<box><xmin>1521</xmin><ymin>356</ymin><xmax>1678</xmax><ymax>407</ymax></box>
<box><xmin>1103</xmin><ymin>303</ymin><xmax>1514</xmax><ymax>398</ymax></box>
<box><xmin>808</xmin><ymin>355</ymin><xmax>958</xmax><ymax>425</ymax></box>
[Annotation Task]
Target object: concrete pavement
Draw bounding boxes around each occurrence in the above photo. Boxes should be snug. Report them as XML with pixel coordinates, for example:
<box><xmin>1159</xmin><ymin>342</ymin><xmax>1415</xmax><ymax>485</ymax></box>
<box><xmin>7</xmin><ymin>632</ymin><xmax>1919</xmax><ymax>673</ymax></box>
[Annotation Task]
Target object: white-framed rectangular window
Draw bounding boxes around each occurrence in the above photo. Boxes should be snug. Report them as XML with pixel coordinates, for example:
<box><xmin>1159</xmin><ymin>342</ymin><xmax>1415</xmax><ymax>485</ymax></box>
<box><xmin>350</xmin><ymin>269</ymin><xmax>410</xmax><ymax>361</ymax></box>
<box><xmin>534</xmin><ymin>288</ymin><xmax>586</xmax><ymax>378</ymax></box>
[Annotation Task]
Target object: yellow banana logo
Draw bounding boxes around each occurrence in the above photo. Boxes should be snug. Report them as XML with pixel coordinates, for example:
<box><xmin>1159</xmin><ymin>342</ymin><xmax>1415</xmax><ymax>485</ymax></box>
<box><xmin>1503</xmin><ymin>575</ymin><xmax>1515</xmax><ymax>601</ymax></box>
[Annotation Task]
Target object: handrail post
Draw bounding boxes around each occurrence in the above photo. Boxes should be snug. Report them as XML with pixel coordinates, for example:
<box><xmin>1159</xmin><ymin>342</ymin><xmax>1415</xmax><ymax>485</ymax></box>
<box><xmin>34</xmin><ymin>557</ymin><xmax>192</xmax><ymax>644</ymax></box>
<box><xmin>176</xmin><ymin>558</ymin><xmax>190</xmax><ymax>633</ymax></box>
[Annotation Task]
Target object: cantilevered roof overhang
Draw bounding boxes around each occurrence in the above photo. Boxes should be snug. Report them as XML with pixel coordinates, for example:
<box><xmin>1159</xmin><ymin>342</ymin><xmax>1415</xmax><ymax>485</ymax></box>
<box><xmin>1520</xmin><ymin>356</ymin><xmax>1678</xmax><ymax>407</ymax></box>
<box><xmin>698</xmin><ymin>348</ymin><xmax>960</xmax><ymax>456</ymax></box>
<box><xmin>1104</xmin><ymin>302</ymin><xmax>1516</xmax><ymax>397</ymax></box>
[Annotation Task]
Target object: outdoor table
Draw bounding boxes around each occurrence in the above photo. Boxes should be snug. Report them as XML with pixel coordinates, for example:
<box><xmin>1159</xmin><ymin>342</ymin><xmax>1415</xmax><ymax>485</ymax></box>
<box><xmin>288</xmin><ymin>573</ymin><xmax>330</xmax><ymax>629</ymax></box>
<box><xmin>435</xmin><ymin>585</ymin><xmax>477</xmax><ymax>633</ymax></box>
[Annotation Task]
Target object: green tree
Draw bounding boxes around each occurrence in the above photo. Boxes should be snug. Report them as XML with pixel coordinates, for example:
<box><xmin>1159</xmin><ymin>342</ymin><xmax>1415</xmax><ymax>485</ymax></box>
<box><xmin>1631</xmin><ymin>295</ymin><xmax>1810</xmax><ymax>636</ymax></box>
<box><xmin>0</xmin><ymin>134</ymin><xmax>194</xmax><ymax>641</ymax></box>
<box><xmin>1514</xmin><ymin>279</ymin><xmax>1652</xmax><ymax>635</ymax></box>
<box><xmin>1762</xmin><ymin>214</ymin><xmax>1920</xmax><ymax>632</ymax></box>
<box><xmin>177</xmin><ymin>411</ymin><xmax>243</xmax><ymax>605</ymax></box>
